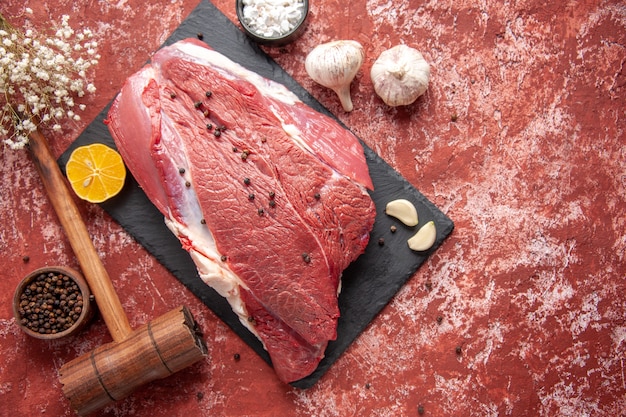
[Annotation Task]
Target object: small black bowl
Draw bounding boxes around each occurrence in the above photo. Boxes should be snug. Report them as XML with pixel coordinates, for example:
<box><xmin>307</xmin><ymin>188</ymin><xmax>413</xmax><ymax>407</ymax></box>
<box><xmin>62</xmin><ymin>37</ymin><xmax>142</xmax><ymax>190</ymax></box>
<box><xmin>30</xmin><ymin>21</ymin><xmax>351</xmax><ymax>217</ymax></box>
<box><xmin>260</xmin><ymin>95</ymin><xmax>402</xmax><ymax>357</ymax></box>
<box><xmin>236</xmin><ymin>0</ymin><xmax>309</xmax><ymax>47</ymax></box>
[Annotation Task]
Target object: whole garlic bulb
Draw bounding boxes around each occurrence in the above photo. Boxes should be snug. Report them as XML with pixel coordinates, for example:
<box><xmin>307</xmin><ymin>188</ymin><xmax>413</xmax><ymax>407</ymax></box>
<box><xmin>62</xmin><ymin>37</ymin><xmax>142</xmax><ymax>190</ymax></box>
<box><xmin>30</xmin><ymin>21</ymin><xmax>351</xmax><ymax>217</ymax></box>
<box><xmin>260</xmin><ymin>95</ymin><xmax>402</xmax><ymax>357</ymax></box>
<box><xmin>305</xmin><ymin>40</ymin><xmax>365</xmax><ymax>112</ymax></box>
<box><xmin>371</xmin><ymin>45</ymin><xmax>430</xmax><ymax>107</ymax></box>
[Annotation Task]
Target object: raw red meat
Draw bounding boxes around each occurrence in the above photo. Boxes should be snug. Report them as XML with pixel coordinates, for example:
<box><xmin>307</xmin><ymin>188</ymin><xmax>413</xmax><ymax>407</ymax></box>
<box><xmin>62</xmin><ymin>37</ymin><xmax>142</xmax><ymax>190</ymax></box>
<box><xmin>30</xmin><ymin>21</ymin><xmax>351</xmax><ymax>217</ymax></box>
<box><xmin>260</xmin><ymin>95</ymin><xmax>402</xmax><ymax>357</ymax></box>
<box><xmin>106</xmin><ymin>38</ymin><xmax>376</xmax><ymax>383</ymax></box>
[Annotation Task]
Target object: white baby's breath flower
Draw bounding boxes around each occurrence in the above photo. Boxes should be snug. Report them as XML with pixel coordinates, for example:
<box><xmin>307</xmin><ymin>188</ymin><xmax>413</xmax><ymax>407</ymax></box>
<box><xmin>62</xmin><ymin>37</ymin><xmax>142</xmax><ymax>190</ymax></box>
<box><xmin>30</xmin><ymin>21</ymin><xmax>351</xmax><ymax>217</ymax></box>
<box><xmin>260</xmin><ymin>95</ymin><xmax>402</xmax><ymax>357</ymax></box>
<box><xmin>22</xmin><ymin>118</ymin><xmax>36</xmax><ymax>131</ymax></box>
<box><xmin>0</xmin><ymin>12</ymin><xmax>99</xmax><ymax>149</ymax></box>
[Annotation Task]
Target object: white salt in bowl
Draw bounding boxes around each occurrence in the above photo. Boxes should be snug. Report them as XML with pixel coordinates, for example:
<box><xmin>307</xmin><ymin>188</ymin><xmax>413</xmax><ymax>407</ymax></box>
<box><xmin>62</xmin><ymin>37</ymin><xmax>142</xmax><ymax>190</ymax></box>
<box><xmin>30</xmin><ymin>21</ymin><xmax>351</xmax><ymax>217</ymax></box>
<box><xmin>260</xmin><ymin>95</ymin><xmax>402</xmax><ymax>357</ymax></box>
<box><xmin>236</xmin><ymin>0</ymin><xmax>309</xmax><ymax>46</ymax></box>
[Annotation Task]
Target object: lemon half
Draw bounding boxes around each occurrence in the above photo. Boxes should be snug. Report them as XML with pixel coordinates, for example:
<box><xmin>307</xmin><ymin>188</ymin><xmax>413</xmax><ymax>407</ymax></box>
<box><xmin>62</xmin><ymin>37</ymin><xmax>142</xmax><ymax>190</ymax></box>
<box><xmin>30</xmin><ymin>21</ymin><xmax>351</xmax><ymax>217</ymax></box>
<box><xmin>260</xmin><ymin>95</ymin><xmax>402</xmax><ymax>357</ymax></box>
<box><xmin>66</xmin><ymin>143</ymin><xmax>126</xmax><ymax>203</ymax></box>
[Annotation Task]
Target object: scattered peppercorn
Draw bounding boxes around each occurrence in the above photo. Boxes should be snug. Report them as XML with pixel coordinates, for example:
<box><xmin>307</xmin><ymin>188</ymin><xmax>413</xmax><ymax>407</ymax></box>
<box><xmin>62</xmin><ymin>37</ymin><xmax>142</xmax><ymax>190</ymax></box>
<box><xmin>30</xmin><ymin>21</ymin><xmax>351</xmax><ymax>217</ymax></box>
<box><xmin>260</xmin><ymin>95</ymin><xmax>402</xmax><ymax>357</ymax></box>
<box><xmin>261</xmin><ymin>137</ymin><xmax>267</xmax><ymax>143</ymax></box>
<box><xmin>169</xmin><ymin>92</ymin><xmax>177</xmax><ymax>99</ymax></box>
<box><xmin>418</xmin><ymin>404</ymin><xmax>425</xmax><ymax>415</ymax></box>
<box><xmin>455</xmin><ymin>345</ymin><xmax>462</xmax><ymax>355</ymax></box>
<box><xmin>214</xmin><ymin>129</ymin><xmax>221</xmax><ymax>137</ymax></box>
<box><xmin>436</xmin><ymin>315</ymin><xmax>443</xmax><ymax>324</ymax></box>
<box><xmin>205</xmin><ymin>91</ymin><xmax>212</xmax><ymax>98</ymax></box>
<box><xmin>232</xmin><ymin>146</ymin><xmax>238</xmax><ymax>152</ymax></box>
<box><xmin>194</xmin><ymin>101</ymin><xmax>202</xmax><ymax>109</ymax></box>
<box><xmin>302</xmin><ymin>252</ymin><xmax>311</xmax><ymax>263</ymax></box>
<box><xmin>197</xmin><ymin>32</ymin><xmax>204</xmax><ymax>40</ymax></box>
<box><xmin>451</xmin><ymin>113</ymin><xmax>458</xmax><ymax>122</ymax></box>
<box><xmin>243</xmin><ymin>177</ymin><xmax>251</xmax><ymax>185</ymax></box>
<box><xmin>269</xmin><ymin>200</ymin><xmax>276</xmax><ymax>208</ymax></box>
<box><xmin>241</xmin><ymin>152</ymin><xmax>248</xmax><ymax>161</ymax></box>
<box><xmin>179</xmin><ymin>167</ymin><xmax>185</xmax><ymax>174</ymax></box>
<box><xmin>378</xmin><ymin>237</ymin><xmax>385</xmax><ymax>246</ymax></box>
<box><xmin>185</xmin><ymin>181</ymin><xmax>191</xmax><ymax>188</ymax></box>
<box><xmin>314</xmin><ymin>192</ymin><xmax>321</xmax><ymax>200</ymax></box>
<box><xmin>248</xmin><ymin>193</ymin><xmax>255</xmax><ymax>200</ymax></box>
<box><xmin>258</xmin><ymin>208</ymin><xmax>264</xmax><ymax>216</ymax></box>
<box><xmin>196</xmin><ymin>391</ymin><xmax>204</xmax><ymax>400</ymax></box>
<box><xmin>269</xmin><ymin>191</ymin><xmax>275</xmax><ymax>199</ymax></box>
<box><xmin>22</xmin><ymin>255</ymin><xmax>30</xmax><ymax>263</ymax></box>
<box><xmin>365</xmin><ymin>383</ymin><xmax>371</xmax><ymax>389</ymax></box>
<box><xmin>233</xmin><ymin>353</ymin><xmax>241</xmax><ymax>361</ymax></box>
<box><xmin>206</xmin><ymin>123</ymin><xmax>213</xmax><ymax>130</ymax></box>
<box><xmin>200</xmin><ymin>219</ymin><xmax>206</xmax><ymax>224</ymax></box>
<box><xmin>220</xmin><ymin>255</ymin><xmax>228</xmax><ymax>262</ymax></box>
<box><xmin>425</xmin><ymin>281</ymin><xmax>432</xmax><ymax>291</ymax></box>
<box><xmin>390</xmin><ymin>225</ymin><xmax>397</xmax><ymax>233</ymax></box>
<box><xmin>17</xmin><ymin>271</ymin><xmax>84</xmax><ymax>335</ymax></box>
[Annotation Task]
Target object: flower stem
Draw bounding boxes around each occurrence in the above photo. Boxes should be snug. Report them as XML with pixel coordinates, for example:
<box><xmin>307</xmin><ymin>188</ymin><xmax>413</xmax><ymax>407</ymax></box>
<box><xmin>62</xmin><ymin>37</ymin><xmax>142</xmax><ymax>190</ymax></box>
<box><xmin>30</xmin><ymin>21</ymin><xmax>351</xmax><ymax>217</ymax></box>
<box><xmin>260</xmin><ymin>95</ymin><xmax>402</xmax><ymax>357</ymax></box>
<box><xmin>0</xmin><ymin>13</ymin><xmax>13</xmax><ymax>32</ymax></box>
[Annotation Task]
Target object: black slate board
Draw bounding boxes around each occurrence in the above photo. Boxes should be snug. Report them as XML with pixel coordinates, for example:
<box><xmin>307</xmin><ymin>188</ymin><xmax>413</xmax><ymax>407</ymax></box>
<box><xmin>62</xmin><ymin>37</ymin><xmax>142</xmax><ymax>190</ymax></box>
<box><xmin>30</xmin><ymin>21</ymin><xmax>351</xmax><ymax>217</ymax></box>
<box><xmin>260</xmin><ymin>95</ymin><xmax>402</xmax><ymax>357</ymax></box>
<box><xmin>60</xmin><ymin>0</ymin><xmax>454</xmax><ymax>389</ymax></box>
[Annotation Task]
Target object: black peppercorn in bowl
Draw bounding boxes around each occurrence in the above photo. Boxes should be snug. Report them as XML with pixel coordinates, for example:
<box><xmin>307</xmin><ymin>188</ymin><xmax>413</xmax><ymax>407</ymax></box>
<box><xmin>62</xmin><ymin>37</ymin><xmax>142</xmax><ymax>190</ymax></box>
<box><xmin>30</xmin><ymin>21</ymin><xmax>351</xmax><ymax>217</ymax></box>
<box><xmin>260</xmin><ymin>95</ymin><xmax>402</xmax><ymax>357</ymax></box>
<box><xmin>13</xmin><ymin>266</ymin><xmax>94</xmax><ymax>340</ymax></box>
<box><xmin>236</xmin><ymin>0</ymin><xmax>309</xmax><ymax>47</ymax></box>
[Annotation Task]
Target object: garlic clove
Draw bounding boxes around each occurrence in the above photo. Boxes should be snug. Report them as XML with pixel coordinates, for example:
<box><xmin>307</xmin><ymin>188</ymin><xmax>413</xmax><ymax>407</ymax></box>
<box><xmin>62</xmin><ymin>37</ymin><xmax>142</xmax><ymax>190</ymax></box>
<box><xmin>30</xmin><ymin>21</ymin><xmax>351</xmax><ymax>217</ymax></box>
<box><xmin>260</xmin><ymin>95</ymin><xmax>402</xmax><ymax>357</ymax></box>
<box><xmin>371</xmin><ymin>44</ymin><xmax>430</xmax><ymax>107</ymax></box>
<box><xmin>407</xmin><ymin>221</ymin><xmax>437</xmax><ymax>252</ymax></box>
<box><xmin>385</xmin><ymin>199</ymin><xmax>418</xmax><ymax>227</ymax></box>
<box><xmin>305</xmin><ymin>40</ymin><xmax>365</xmax><ymax>112</ymax></box>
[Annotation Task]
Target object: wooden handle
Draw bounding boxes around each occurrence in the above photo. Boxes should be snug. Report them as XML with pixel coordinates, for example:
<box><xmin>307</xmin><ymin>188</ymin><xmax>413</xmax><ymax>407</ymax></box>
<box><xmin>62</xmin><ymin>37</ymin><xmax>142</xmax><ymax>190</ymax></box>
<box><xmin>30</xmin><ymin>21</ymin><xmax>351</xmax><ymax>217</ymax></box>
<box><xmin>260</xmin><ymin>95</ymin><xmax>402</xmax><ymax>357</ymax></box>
<box><xmin>28</xmin><ymin>129</ymin><xmax>132</xmax><ymax>341</ymax></box>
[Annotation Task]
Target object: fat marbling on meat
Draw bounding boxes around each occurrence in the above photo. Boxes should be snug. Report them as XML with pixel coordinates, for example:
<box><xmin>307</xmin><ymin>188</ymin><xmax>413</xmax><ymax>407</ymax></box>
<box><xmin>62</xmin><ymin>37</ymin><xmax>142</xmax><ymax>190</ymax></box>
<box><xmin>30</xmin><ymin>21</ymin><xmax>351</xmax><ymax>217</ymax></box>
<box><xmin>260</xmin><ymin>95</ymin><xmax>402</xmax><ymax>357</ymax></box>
<box><xmin>106</xmin><ymin>38</ymin><xmax>376</xmax><ymax>383</ymax></box>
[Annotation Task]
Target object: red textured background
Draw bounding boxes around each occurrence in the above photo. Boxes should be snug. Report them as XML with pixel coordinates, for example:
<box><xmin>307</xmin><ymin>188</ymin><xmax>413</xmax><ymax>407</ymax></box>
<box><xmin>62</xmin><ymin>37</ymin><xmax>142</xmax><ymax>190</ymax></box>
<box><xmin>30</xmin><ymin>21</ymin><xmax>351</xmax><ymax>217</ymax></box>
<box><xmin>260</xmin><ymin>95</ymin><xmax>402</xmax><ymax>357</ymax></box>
<box><xmin>1</xmin><ymin>1</ymin><xmax>625</xmax><ymax>416</ymax></box>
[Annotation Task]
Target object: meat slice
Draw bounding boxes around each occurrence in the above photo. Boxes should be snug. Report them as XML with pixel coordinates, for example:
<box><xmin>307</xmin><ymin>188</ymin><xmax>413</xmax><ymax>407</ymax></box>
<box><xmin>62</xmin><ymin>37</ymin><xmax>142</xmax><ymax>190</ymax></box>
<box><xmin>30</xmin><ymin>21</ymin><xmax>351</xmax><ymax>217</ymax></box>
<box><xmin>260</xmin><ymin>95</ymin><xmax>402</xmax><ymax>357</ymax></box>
<box><xmin>106</xmin><ymin>38</ymin><xmax>376</xmax><ymax>383</ymax></box>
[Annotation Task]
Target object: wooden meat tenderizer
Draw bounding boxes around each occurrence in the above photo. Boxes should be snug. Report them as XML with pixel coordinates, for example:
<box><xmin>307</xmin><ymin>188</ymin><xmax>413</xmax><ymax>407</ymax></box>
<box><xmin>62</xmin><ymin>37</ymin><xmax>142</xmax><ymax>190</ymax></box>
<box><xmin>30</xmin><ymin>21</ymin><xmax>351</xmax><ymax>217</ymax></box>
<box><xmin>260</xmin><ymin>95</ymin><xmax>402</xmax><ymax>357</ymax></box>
<box><xmin>27</xmin><ymin>129</ymin><xmax>208</xmax><ymax>416</ymax></box>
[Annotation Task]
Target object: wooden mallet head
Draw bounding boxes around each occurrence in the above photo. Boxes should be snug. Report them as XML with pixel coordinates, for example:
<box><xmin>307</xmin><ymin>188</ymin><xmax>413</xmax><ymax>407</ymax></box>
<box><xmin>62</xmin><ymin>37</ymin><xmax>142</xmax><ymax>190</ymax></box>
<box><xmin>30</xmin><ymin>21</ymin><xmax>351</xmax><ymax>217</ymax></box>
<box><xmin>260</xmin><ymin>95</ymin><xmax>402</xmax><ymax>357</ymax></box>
<box><xmin>59</xmin><ymin>306</ymin><xmax>207</xmax><ymax>415</ymax></box>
